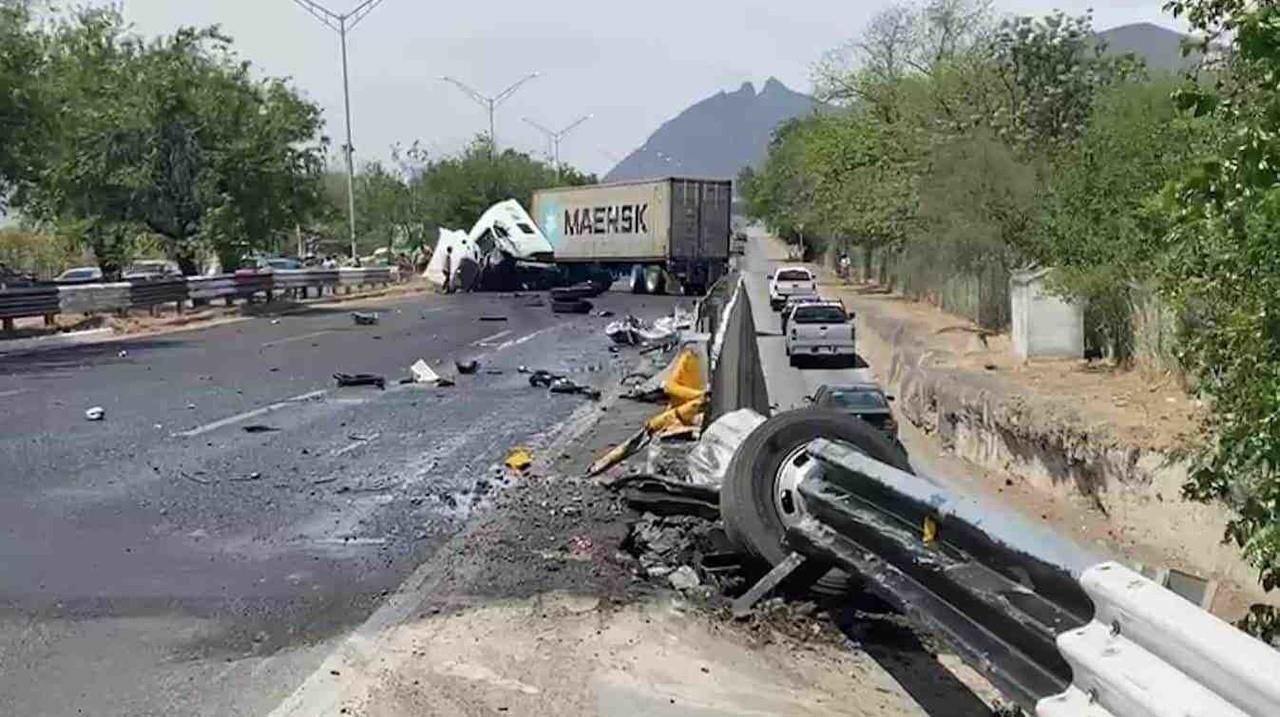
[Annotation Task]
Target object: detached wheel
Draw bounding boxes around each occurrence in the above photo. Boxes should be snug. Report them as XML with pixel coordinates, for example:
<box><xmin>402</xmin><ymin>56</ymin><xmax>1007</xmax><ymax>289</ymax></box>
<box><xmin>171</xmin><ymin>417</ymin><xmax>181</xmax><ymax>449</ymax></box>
<box><xmin>629</xmin><ymin>265</ymin><xmax>647</xmax><ymax>295</ymax></box>
<box><xmin>719</xmin><ymin>408</ymin><xmax>913</xmax><ymax>594</ymax></box>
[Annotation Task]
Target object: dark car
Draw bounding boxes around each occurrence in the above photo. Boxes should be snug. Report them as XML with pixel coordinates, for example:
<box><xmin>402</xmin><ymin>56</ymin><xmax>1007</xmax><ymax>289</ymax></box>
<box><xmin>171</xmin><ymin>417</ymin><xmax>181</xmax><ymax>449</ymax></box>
<box><xmin>811</xmin><ymin>383</ymin><xmax>903</xmax><ymax>450</ymax></box>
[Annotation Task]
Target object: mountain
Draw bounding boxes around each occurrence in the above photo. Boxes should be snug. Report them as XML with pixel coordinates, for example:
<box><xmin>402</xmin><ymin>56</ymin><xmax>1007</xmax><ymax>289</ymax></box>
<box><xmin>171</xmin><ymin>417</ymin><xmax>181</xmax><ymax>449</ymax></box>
<box><xmin>605</xmin><ymin>78</ymin><xmax>818</xmax><ymax>182</ymax></box>
<box><xmin>1097</xmin><ymin>22</ymin><xmax>1199</xmax><ymax>73</ymax></box>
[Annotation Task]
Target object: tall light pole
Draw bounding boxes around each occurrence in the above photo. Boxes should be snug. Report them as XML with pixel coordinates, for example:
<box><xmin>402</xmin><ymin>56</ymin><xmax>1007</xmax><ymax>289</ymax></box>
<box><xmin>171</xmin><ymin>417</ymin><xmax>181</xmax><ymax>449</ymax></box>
<box><xmin>290</xmin><ymin>0</ymin><xmax>387</xmax><ymax>260</ymax></box>
<box><xmin>523</xmin><ymin>114</ymin><xmax>592</xmax><ymax>181</ymax></box>
<box><xmin>439</xmin><ymin>73</ymin><xmax>540</xmax><ymax>153</ymax></box>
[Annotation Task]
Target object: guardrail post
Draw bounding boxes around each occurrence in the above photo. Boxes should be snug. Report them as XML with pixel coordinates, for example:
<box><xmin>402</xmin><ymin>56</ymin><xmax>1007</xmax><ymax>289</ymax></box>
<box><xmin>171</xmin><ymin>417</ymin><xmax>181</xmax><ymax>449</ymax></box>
<box><xmin>2</xmin><ymin>317</ymin><xmax>13</xmax><ymax>333</ymax></box>
<box><xmin>43</xmin><ymin>313</ymin><xmax>55</xmax><ymax>327</ymax></box>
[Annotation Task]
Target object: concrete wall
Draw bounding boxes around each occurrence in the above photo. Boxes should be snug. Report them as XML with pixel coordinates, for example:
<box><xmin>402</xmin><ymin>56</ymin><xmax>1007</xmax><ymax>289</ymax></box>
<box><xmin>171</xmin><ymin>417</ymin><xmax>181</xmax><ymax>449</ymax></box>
<box><xmin>708</xmin><ymin>281</ymin><xmax>770</xmax><ymax>422</ymax></box>
<box><xmin>1011</xmin><ymin>269</ymin><xmax>1084</xmax><ymax>361</ymax></box>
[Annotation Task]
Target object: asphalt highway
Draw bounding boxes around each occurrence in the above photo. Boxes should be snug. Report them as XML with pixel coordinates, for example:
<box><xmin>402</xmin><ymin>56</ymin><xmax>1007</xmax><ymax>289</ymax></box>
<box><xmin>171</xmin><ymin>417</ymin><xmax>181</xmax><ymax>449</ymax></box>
<box><xmin>0</xmin><ymin>287</ymin><xmax>679</xmax><ymax>716</ymax></box>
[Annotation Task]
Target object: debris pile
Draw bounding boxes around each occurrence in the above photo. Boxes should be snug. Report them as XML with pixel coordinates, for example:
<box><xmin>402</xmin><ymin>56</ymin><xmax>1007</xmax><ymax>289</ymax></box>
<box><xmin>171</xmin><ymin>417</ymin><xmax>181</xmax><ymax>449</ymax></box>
<box><xmin>622</xmin><ymin>512</ymin><xmax>744</xmax><ymax>596</ymax></box>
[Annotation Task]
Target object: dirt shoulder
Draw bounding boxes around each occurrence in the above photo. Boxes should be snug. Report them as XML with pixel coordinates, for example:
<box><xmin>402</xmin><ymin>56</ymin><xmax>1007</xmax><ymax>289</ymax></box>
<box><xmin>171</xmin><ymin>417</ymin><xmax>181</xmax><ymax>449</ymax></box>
<box><xmin>792</xmin><ymin>249</ymin><xmax>1274</xmax><ymax>620</ymax></box>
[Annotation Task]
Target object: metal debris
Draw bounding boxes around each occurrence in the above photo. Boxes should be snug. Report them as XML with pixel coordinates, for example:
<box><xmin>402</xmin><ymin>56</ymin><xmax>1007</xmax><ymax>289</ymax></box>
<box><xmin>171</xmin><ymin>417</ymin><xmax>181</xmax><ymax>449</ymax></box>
<box><xmin>333</xmin><ymin>372</ymin><xmax>386</xmax><ymax>390</ymax></box>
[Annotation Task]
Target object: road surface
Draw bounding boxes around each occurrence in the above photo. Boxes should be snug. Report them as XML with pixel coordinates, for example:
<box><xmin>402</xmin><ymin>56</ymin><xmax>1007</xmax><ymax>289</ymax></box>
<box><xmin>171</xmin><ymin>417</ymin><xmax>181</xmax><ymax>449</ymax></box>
<box><xmin>0</xmin><ymin>287</ymin><xmax>679</xmax><ymax>716</ymax></box>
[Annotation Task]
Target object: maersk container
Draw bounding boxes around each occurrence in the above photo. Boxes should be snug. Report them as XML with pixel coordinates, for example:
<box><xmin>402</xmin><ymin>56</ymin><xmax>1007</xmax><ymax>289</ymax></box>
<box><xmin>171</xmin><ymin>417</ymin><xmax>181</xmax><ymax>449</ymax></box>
<box><xmin>531</xmin><ymin>177</ymin><xmax>731</xmax><ymax>295</ymax></box>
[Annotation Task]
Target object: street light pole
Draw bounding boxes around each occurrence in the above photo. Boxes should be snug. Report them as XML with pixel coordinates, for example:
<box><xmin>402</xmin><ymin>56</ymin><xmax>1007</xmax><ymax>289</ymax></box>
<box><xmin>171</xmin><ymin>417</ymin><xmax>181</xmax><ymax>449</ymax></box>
<box><xmin>291</xmin><ymin>0</ymin><xmax>387</xmax><ymax>261</ymax></box>
<box><xmin>440</xmin><ymin>73</ymin><xmax>540</xmax><ymax>154</ymax></box>
<box><xmin>523</xmin><ymin>114</ymin><xmax>592</xmax><ymax>181</ymax></box>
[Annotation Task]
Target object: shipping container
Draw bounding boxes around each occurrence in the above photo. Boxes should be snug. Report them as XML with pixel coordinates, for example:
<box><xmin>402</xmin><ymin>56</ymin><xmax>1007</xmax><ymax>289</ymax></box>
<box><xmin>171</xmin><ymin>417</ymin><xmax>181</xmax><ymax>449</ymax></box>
<box><xmin>531</xmin><ymin>177</ymin><xmax>731</xmax><ymax>295</ymax></box>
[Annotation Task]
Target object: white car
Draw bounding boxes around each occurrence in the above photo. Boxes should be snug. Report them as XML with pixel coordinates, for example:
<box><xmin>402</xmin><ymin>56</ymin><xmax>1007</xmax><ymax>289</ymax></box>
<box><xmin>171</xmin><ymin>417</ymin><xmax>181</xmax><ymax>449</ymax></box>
<box><xmin>785</xmin><ymin>301</ymin><xmax>856</xmax><ymax>367</ymax></box>
<box><xmin>768</xmin><ymin>266</ymin><xmax>817</xmax><ymax>311</ymax></box>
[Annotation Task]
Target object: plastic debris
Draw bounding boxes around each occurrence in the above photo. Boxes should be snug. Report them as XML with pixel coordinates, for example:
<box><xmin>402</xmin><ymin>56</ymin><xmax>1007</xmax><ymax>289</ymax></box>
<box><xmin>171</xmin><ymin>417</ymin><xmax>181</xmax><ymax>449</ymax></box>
<box><xmin>410</xmin><ymin>360</ymin><xmax>440</xmax><ymax>384</ymax></box>
<box><xmin>455</xmin><ymin>359</ymin><xmax>480</xmax><ymax>375</ymax></box>
<box><xmin>84</xmin><ymin>406</ymin><xmax>105</xmax><ymax>421</ymax></box>
<box><xmin>479</xmin><ymin>315</ymin><xmax>508</xmax><ymax>322</ymax></box>
<box><xmin>352</xmin><ymin>312</ymin><xmax>379</xmax><ymax>326</ymax></box>
<box><xmin>504</xmin><ymin>447</ymin><xmax>534</xmax><ymax>472</ymax></box>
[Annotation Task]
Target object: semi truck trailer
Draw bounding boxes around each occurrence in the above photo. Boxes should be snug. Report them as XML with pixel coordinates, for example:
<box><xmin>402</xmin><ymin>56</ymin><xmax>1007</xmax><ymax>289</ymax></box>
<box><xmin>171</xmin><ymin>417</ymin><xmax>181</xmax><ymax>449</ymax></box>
<box><xmin>531</xmin><ymin>177</ymin><xmax>732</xmax><ymax>296</ymax></box>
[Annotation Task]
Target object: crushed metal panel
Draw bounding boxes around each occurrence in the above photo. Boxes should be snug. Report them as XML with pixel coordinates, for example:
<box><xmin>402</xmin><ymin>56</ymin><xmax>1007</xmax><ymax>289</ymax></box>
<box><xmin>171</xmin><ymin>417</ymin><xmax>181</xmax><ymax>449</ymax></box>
<box><xmin>467</xmin><ymin>199</ymin><xmax>554</xmax><ymax>261</ymax></box>
<box><xmin>425</xmin><ymin>228</ymin><xmax>475</xmax><ymax>287</ymax></box>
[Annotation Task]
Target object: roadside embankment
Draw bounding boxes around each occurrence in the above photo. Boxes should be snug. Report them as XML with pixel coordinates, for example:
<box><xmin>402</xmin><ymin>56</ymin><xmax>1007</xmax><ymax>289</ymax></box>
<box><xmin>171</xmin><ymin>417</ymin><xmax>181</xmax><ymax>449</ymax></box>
<box><xmin>821</xmin><ymin>277</ymin><xmax>1272</xmax><ymax>619</ymax></box>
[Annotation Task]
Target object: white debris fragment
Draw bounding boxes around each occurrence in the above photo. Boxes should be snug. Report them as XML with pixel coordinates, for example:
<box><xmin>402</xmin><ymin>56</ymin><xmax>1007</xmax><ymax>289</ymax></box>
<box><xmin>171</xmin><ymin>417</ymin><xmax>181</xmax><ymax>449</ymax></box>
<box><xmin>84</xmin><ymin>406</ymin><xmax>105</xmax><ymax>421</ymax></box>
<box><xmin>669</xmin><ymin>565</ymin><xmax>701</xmax><ymax>591</ymax></box>
<box><xmin>410</xmin><ymin>359</ymin><xmax>440</xmax><ymax>385</ymax></box>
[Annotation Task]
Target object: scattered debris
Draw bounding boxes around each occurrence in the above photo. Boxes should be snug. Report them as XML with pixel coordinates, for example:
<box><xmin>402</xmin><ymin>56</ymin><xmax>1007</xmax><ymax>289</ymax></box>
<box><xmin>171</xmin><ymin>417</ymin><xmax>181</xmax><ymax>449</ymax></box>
<box><xmin>522</xmin><ymin>297</ymin><xmax>546</xmax><ymax>308</ymax></box>
<box><xmin>229</xmin><ymin>471</ymin><xmax>263</xmax><ymax>483</ymax></box>
<box><xmin>479</xmin><ymin>315</ymin><xmax>509</xmax><ymax>322</ymax></box>
<box><xmin>484</xmin><ymin>368</ymin><xmax>504</xmax><ymax>375</ymax></box>
<box><xmin>242</xmin><ymin>424</ymin><xmax>280</xmax><ymax>434</ymax></box>
<box><xmin>352</xmin><ymin>312</ymin><xmax>380</xmax><ymax>326</ymax></box>
<box><xmin>526</xmin><ymin>369</ymin><xmax>562</xmax><ymax>388</ymax></box>
<box><xmin>597</xmin><ymin>310</ymin><xmax>616</xmax><ymax>318</ymax></box>
<box><xmin>623</xmin><ymin>513</ymin><xmax>741</xmax><ymax>594</ymax></box>
<box><xmin>504</xmin><ymin>447</ymin><xmax>534</xmax><ymax>472</ymax></box>
<box><xmin>732</xmin><ymin>552</ymin><xmax>808</xmax><ymax>619</ymax></box>
<box><xmin>436</xmin><ymin>377</ymin><xmax>456</xmax><ymax>388</ymax></box>
<box><xmin>333</xmin><ymin>372</ymin><xmax>386</xmax><ymax>390</ymax></box>
<box><xmin>84</xmin><ymin>406</ymin><xmax>105</xmax><ymax>421</ymax></box>
<box><xmin>549</xmin><ymin>377</ymin><xmax>602</xmax><ymax>400</ymax></box>
<box><xmin>410</xmin><ymin>359</ymin><xmax>440</xmax><ymax>385</ymax></box>
<box><xmin>607</xmin><ymin>473</ymin><xmax>720</xmax><ymax>520</ymax></box>
<box><xmin>455</xmin><ymin>359</ymin><xmax>480</xmax><ymax>375</ymax></box>
<box><xmin>669</xmin><ymin>565</ymin><xmax>701</xmax><ymax>591</ymax></box>
<box><xmin>117</xmin><ymin>349</ymin><xmax>128</xmax><ymax>358</ymax></box>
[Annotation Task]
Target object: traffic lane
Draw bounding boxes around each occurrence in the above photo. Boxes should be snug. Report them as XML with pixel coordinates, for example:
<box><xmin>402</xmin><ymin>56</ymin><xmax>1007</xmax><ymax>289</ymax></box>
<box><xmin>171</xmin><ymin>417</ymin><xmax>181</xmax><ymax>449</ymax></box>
<box><xmin>742</xmin><ymin>238</ymin><xmax>874</xmax><ymax>411</ymax></box>
<box><xmin>0</xmin><ymin>290</ymin><xmax>673</xmax><ymax>495</ymax></box>
<box><xmin>0</xmin><ymin>292</ymin><xmax>680</xmax><ymax>717</ymax></box>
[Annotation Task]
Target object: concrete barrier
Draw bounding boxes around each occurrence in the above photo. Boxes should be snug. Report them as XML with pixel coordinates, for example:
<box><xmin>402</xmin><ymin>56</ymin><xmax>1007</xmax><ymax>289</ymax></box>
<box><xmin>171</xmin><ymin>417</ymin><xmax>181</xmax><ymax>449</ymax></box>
<box><xmin>708</xmin><ymin>277</ymin><xmax>770</xmax><ymax>422</ymax></box>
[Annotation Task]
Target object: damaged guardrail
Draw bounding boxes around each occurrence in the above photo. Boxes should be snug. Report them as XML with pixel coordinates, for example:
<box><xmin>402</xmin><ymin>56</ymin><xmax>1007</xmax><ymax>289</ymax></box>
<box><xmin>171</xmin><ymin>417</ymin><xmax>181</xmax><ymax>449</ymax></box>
<box><xmin>0</xmin><ymin>267</ymin><xmax>397</xmax><ymax>330</ymax></box>
<box><xmin>719</xmin><ymin>411</ymin><xmax>1280</xmax><ymax>716</ymax></box>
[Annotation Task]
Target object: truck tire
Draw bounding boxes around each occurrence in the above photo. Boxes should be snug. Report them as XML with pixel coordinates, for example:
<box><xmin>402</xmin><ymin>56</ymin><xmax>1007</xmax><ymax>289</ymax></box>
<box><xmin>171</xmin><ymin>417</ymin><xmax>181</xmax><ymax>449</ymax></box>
<box><xmin>629</xmin><ymin>265</ymin><xmax>647</xmax><ymax>295</ymax></box>
<box><xmin>643</xmin><ymin>266</ymin><xmax>666</xmax><ymax>295</ymax></box>
<box><xmin>719</xmin><ymin>408</ymin><xmax>913</xmax><ymax>594</ymax></box>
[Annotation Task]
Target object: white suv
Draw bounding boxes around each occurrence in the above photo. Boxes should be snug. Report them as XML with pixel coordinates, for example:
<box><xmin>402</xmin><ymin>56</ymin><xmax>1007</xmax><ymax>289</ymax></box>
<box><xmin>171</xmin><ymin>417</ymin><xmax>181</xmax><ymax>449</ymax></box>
<box><xmin>768</xmin><ymin>266</ymin><xmax>817</xmax><ymax>311</ymax></box>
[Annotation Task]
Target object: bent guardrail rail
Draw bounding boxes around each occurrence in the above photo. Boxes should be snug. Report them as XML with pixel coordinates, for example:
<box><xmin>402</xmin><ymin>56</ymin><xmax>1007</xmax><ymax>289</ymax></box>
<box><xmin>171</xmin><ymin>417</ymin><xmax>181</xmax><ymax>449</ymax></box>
<box><xmin>768</xmin><ymin>435</ymin><xmax>1280</xmax><ymax>716</ymax></box>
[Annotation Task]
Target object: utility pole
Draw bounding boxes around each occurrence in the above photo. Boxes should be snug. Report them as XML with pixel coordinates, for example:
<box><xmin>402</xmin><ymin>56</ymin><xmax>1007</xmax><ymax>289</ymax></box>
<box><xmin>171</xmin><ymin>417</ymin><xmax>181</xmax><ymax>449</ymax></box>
<box><xmin>523</xmin><ymin>114</ymin><xmax>592</xmax><ymax>181</ymax></box>
<box><xmin>290</xmin><ymin>0</ymin><xmax>387</xmax><ymax>261</ymax></box>
<box><xmin>439</xmin><ymin>73</ymin><xmax>540</xmax><ymax>154</ymax></box>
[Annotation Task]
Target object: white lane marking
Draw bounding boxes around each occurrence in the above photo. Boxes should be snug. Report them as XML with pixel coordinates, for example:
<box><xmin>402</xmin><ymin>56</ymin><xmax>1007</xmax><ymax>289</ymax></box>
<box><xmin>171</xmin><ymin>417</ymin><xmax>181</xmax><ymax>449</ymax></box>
<box><xmin>261</xmin><ymin>330</ymin><xmax>336</xmax><ymax>349</ymax></box>
<box><xmin>0</xmin><ymin>389</ymin><xmax>27</xmax><ymax>399</ymax></box>
<box><xmin>494</xmin><ymin>325</ymin><xmax>560</xmax><ymax>351</ymax></box>
<box><xmin>472</xmin><ymin>329</ymin><xmax>512</xmax><ymax>347</ymax></box>
<box><xmin>173</xmin><ymin>390</ymin><xmax>328</xmax><ymax>438</ymax></box>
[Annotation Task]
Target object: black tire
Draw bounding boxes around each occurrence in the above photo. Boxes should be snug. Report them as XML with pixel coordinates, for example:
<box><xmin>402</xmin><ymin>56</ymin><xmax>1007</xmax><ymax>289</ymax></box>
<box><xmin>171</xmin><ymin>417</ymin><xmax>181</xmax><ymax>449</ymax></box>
<box><xmin>551</xmin><ymin>298</ymin><xmax>593</xmax><ymax>314</ymax></box>
<box><xmin>720</xmin><ymin>408</ymin><xmax>913</xmax><ymax>594</ymax></box>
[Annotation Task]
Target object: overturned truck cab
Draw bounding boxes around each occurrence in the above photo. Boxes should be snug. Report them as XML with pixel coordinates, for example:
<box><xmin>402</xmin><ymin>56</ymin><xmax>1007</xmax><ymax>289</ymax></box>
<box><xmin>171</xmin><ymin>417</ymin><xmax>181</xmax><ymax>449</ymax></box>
<box><xmin>533</xmin><ymin>177</ymin><xmax>732</xmax><ymax>296</ymax></box>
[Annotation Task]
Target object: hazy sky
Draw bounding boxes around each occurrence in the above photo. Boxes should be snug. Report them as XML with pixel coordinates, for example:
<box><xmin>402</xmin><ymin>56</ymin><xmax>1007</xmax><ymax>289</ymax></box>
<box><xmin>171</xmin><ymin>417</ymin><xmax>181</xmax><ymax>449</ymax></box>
<box><xmin>117</xmin><ymin>1</ymin><xmax>1179</xmax><ymax>176</ymax></box>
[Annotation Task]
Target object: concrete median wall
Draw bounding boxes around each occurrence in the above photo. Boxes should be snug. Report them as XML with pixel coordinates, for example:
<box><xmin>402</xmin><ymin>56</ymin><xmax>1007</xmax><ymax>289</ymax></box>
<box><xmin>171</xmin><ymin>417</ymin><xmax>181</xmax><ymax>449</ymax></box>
<box><xmin>708</xmin><ymin>278</ymin><xmax>770</xmax><ymax>422</ymax></box>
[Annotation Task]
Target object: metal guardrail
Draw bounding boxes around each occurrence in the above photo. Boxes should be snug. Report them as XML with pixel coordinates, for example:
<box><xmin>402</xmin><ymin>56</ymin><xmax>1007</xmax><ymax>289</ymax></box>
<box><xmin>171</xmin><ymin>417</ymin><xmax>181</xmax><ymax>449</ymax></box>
<box><xmin>0</xmin><ymin>285</ymin><xmax>61</xmax><ymax>320</ymax></box>
<box><xmin>0</xmin><ymin>268</ymin><xmax>397</xmax><ymax>328</ymax></box>
<box><xmin>766</xmin><ymin>435</ymin><xmax>1280</xmax><ymax>716</ymax></box>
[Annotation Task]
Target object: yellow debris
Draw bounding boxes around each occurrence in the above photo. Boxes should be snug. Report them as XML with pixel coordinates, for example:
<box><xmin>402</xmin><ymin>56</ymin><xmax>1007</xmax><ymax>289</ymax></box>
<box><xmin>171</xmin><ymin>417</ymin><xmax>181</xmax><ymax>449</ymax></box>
<box><xmin>505</xmin><ymin>447</ymin><xmax>534</xmax><ymax>472</ymax></box>
<box><xmin>663</xmin><ymin>348</ymin><xmax>705</xmax><ymax>407</ymax></box>
<box><xmin>922</xmin><ymin>516</ymin><xmax>938</xmax><ymax>545</ymax></box>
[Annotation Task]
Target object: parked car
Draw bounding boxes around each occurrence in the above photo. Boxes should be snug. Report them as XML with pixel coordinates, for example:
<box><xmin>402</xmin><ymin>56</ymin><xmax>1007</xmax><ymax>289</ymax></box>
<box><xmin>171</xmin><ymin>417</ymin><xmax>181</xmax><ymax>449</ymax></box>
<box><xmin>785</xmin><ymin>301</ymin><xmax>855</xmax><ymax>366</ymax></box>
<box><xmin>54</xmin><ymin>266</ymin><xmax>104</xmax><ymax>285</ymax></box>
<box><xmin>768</xmin><ymin>266</ymin><xmax>817</xmax><ymax>311</ymax></box>
<box><xmin>810</xmin><ymin>383</ymin><xmax>902</xmax><ymax>450</ymax></box>
<box><xmin>260</xmin><ymin>257</ymin><xmax>303</xmax><ymax>271</ymax></box>
<box><xmin>122</xmin><ymin>260</ymin><xmax>181</xmax><ymax>281</ymax></box>
<box><xmin>779</xmin><ymin>294</ymin><xmax>830</xmax><ymax>335</ymax></box>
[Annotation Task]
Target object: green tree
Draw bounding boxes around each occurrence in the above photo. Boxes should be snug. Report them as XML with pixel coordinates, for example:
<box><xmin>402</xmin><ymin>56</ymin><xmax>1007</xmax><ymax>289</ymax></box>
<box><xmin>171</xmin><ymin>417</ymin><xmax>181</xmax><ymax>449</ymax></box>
<box><xmin>1160</xmin><ymin>0</ymin><xmax>1280</xmax><ymax>588</ymax></box>
<box><xmin>16</xmin><ymin>8</ymin><xmax>326</xmax><ymax>275</ymax></box>
<box><xmin>0</xmin><ymin>2</ymin><xmax>42</xmax><ymax>207</ymax></box>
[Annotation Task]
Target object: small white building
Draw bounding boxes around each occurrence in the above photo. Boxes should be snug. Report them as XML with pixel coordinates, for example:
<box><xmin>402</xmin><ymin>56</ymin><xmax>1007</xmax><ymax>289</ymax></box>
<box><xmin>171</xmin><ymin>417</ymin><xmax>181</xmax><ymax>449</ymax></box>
<box><xmin>1010</xmin><ymin>268</ymin><xmax>1084</xmax><ymax>361</ymax></box>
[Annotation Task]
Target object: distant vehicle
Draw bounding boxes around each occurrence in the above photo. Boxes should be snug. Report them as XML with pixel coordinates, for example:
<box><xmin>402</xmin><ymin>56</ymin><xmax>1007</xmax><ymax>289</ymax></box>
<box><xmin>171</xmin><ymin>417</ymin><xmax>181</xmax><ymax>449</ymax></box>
<box><xmin>785</xmin><ymin>301</ymin><xmax>855</xmax><ymax>366</ymax></box>
<box><xmin>122</xmin><ymin>260</ymin><xmax>181</xmax><ymax>281</ymax></box>
<box><xmin>810</xmin><ymin>383</ymin><xmax>904</xmax><ymax>453</ymax></box>
<box><xmin>532</xmin><ymin>178</ymin><xmax>733</xmax><ymax>296</ymax></box>
<box><xmin>731</xmin><ymin>231</ymin><xmax>748</xmax><ymax>256</ymax></box>
<box><xmin>769</xmin><ymin>266</ymin><xmax>817</xmax><ymax>311</ymax></box>
<box><xmin>54</xmin><ymin>266</ymin><xmax>104</xmax><ymax>285</ymax></box>
<box><xmin>262</xmin><ymin>257</ymin><xmax>303</xmax><ymax>271</ymax></box>
<box><xmin>778</xmin><ymin>294</ymin><xmax>827</xmax><ymax>334</ymax></box>
<box><xmin>0</xmin><ymin>264</ymin><xmax>39</xmax><ymax>289</ymax></box>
